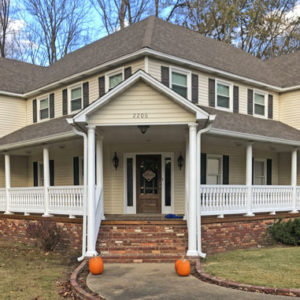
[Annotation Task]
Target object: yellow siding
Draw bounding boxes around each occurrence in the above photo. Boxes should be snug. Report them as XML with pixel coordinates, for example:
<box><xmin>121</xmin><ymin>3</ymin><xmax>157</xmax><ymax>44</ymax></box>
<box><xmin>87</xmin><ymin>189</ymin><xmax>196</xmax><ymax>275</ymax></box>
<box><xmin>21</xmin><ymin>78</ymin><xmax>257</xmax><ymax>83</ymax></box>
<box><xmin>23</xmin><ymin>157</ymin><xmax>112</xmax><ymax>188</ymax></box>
<box><xmin>148</xmin><ymin>58</ymin><xmax>280</xmax><ymax>120</ymax></box>
<box><xmin>88</xmin><ymin>81</ymin><xmax>195</xmax><ymax>125</ymax></box>
<box><xmin>26</xmin><ymin>59</ymin><xmax>144</xmax><ymax>125</ymax></box>
<box><xmin>0</xmin><ymin>156</ymin><xmax>4</xmax><ymax>187</ymax></box>
<box><xmin>0</xmin><ymin>96</ymin><xmax>26</xmax><ymax>138</ymax></box>
<box><xmin>279</xmin><ymin>91</ymin><xmax>300</xmax><ymax>129</ymax></box>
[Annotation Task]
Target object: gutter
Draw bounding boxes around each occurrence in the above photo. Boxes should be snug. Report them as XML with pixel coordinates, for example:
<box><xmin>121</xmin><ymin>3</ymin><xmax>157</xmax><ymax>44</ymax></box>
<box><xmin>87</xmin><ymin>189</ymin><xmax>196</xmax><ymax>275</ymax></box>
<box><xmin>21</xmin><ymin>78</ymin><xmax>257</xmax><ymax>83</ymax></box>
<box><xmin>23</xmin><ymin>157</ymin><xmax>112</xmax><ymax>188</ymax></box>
<box><xmin>67</xmin><ymin>118</ymin><xmax>88</xmax><ymax>262</ymax></box>
<box><xmin>196</xmin><ymin>114</ymin><xmax>216</xmax><ymax>258</ymax></box>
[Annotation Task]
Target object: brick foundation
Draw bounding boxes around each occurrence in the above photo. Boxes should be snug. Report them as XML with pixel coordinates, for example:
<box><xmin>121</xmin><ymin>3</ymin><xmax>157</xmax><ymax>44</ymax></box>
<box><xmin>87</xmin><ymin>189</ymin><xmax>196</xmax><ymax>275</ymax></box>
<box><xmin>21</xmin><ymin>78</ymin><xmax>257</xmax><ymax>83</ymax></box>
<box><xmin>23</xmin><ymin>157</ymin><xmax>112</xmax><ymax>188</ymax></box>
<box><xmin>0</xmin><ymin>212</ymin><xmax>299</xmax><ymax>261</ymax></box>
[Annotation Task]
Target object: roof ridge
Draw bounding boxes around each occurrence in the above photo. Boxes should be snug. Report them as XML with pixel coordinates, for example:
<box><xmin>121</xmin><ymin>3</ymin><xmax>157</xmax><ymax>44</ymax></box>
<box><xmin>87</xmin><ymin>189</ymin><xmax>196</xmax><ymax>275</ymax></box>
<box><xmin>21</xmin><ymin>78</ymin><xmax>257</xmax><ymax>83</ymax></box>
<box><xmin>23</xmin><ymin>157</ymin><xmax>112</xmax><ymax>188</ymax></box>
<box><xmin>142</xmin><ymin>16</ymin><xmax>156</xmax><ymax>47</ymax></box>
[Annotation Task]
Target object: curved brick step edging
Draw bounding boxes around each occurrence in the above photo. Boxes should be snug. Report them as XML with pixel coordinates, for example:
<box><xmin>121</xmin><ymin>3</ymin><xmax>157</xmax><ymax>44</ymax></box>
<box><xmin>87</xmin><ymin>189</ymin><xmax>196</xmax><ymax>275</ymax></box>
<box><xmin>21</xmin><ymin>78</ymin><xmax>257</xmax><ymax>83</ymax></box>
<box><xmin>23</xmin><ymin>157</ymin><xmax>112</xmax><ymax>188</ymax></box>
<box><xmin>70</xmin><ymin>260</ymin><xmax>102</xmax><ymax>300</ymax></box>
<box><xmin>195</xmin><ymin>260</ymin><xmax>300</xmax><ymax>297</ymax></box>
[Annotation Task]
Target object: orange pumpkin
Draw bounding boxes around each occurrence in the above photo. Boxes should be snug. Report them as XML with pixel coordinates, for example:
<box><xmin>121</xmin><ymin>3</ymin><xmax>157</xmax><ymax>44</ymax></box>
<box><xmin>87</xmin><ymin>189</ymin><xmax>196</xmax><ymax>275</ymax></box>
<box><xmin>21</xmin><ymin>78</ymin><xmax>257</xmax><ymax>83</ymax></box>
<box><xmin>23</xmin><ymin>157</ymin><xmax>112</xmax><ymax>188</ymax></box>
<box><xmin>175</xmin><ymin>259</ymin><xmax>183</xmax><ymax>271</ymax></box>
<box><xmin>89</xmin><ymin>256</ymin><xmax>104</xmax><ymax>275</ymax></box>
<box><xmin>176</xmin><ymin>259</ymin><xmax>190</xmax><ymax>276</ymax></box>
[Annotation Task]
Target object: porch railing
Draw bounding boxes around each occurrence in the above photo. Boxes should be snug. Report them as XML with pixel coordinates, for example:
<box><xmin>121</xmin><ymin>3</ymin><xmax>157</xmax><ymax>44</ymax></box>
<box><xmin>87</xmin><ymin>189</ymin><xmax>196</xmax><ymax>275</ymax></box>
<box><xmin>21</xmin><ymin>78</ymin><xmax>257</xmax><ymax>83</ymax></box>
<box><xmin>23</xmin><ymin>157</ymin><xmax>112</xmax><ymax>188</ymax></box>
<box><xmin>0</xmin><ymin>188</ymin><xmax>6</xmax><ymax>211</ymax></box>
<box><xmin>200</xmin><ymin>185</ymin><xmax>298</xmax><ymax>216</ymax></box>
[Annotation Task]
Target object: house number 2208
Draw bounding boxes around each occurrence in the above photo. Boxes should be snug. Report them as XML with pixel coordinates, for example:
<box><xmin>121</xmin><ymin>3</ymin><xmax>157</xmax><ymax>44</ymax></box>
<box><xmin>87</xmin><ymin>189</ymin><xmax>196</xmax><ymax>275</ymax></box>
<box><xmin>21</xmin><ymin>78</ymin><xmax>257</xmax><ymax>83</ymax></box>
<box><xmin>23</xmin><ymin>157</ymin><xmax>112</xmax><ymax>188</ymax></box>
<box><xmin>133</xmin><ymin>113</ymin><xmax>148</xmax><ymax>119</ymax></box>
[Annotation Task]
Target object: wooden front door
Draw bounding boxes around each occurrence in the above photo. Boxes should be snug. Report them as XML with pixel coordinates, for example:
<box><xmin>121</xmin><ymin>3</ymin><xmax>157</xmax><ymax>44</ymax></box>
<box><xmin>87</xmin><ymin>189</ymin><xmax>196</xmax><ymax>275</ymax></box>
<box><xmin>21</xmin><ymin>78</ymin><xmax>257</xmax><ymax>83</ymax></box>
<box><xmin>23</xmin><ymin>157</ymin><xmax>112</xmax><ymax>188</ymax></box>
<box><xmin>136</xmin><ymin>155</ymin><xmax>161</xmax><ymax>213</ymax></box>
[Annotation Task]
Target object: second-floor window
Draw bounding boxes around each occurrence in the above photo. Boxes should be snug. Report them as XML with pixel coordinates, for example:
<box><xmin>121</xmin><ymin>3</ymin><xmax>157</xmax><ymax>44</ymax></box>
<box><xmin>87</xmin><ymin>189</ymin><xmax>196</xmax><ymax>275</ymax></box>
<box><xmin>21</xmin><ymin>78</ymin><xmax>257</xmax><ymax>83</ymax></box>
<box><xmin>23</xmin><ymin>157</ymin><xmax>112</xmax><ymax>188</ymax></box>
<box><xmin>216</xmin><ymin>82</ymin><xmax>231</xmax><ymax>109</ymax></box>
<box><xmin>39</xmin><ymin>97</ymin><xmax>49</xmax><ymax>120</ymax></box>
<box><xmin>70</xmin><ymin>86</ymin><xmax>82</xmax><ymax>112</ymax></box>
<box><xmin>171</xmin><ymin>71</ymin><xmax>187</xmax><ymax>98</ymax></box>
<box><xmin>254</xmin><ymin>92</ymin><xmax>266</xmax><ymax>116</ymax></box>
<box><xmin>109</xmin><ymin>72</ymin><xmax>123</xmax><ymax>90</ymax></box>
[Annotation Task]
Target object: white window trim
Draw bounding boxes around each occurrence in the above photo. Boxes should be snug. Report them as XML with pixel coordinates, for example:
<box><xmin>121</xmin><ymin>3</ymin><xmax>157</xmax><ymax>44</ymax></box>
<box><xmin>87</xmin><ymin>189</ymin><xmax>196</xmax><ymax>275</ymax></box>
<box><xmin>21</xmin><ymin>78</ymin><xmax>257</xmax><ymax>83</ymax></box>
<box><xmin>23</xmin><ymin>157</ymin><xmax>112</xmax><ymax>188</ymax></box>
<box><xmin>68</xmin><ymin>82</ymin><xmax>83</xmax><ymax>114</ymax></box>
<box><xmin>206</xmin><ymin>154</ymin><xmax>223</xmax><ymax>184</ymax></box>
<box><xmin>169</xmin><ymin>66</ymin><xmax>191</xmax><ymax>101</ymax></box>
<box><xmin>105</xmin><ymin>67</ymin><xmax>124</xmax><ymax>92</ymax></box>
<box><xmin>253</xmin><ymin>158</ymin><xmax>267</xmax><ymax>185</ymax></box>
<box><xmin>123</xmin><ymin>152</ymin><xmax>174</xmax><ymax>214</ymax></box>
<box><xmin>215</xmin><ymin>79</ymin><xmax>233</xmax><ymax>112</ymax></box>
<box><xmin>37</xmin><ymin>94</ymin><xmax>50</xmax><ymax>122</ymax></box>
<box><xmin>79</xmin><ymin>156</ymin><xmax>84</xmax><ymax>185</ymax></box>
<box><xmin>38</xmin><ymin>161</ymin><xmax>44</xmax><ymax>186</ymax></box>
<box><xmin>253</xmin><ymin>89</ymin><xmax>268</xmax><ymax>119</ymax></box>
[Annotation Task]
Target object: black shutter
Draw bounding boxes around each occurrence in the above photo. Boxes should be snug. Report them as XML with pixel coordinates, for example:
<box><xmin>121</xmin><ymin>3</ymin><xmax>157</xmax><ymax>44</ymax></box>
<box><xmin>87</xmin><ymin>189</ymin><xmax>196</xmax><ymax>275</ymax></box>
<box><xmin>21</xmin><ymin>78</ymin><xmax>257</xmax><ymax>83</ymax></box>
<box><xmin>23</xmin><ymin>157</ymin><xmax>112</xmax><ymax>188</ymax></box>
<box><xmin>62</xmin><ymin>89</ymin><xmax>68</xmax><ymax>115</ymax></box>
<box><xmin>124</xmin><ymin>67</ymin><xmax>132</xmax><ymax>79</ymax></box>
<box><xmin>233</xmin><ymin>86</ymin><xmax>239</xmax><ymax>113</ymax></box>
<box><xmin>83</xmin><ymin>82</ymin><xmax>89</xmax><ymax>108</ymax></box>
<box><xmin>208</xmin><ymin>78</ymin><xmax>215</xmax><ymax>107</ymax></box>
<box><xmin>248</xmin><ymin>89</ymin><xmax>253</xmax><ymax>115</ymax></box>
<box><xmin>73</xmin><ymin>157</ymin><xmax>79</xmax><ymax>185</ymax></box>
<box><xmin>191</xmin><ymin>74</ymin><xmax>198</xmax><ymax>103</ymax></box>
<box><xmin>223</xmin><ymin>155</ymin><xmax>229</xmax><ymax>184</ymax></box>
<box><xmin>267</xmin><ymin>159</ymin><xmax>272</xmax><ymax>185</ymax></box>
<box><xmin>201</xmin><ymin>153</ymin><xmax>207</xmax><ymax>184</ymax></box>
<box><xmin>161</xmin><ymin>66</ymin><xmax>169</xmax><ymax>87</ymax></box>
<box><xmin>98</xmin><ymin>76</ymin><xmax>105</xmax><ymax>97</ymax></box>
<box><xmin>33</xmin><ymin>162</ymin><xmax>38</xmax><ymax>186</ymax></box>
<box><xmin>49</xmin><ymin>93</ymin><xmax>55</xmax><ymax>118</ymax></box>
<box><xmin>50</xmin><ymin>160</ymin><xmax>54</xmax><ymax>186</ymax></box>
<box><xmin>252</xmin><ymin>158</ymin><xmax>254</xmax><ymax>184</ymax></box>
<box><xmin>33</xmin><ymin>99</ymin><xmax>37</xmax><ymax>123</ymax></box>
<box><xmin>268</xmin><ymin>94</ymin><xmax>273</xmax><ymax>119</ymax></box>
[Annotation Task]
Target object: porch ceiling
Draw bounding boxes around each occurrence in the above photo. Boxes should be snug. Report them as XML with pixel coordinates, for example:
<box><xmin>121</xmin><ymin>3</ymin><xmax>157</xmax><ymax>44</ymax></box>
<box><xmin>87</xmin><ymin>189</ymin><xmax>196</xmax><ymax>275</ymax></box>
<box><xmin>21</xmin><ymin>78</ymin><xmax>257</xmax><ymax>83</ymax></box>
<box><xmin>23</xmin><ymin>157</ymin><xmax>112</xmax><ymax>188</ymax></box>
<box><xmin>99</xmin><ymin>125</ymin><xmax>187</xmax><ymax>144</ymax></box>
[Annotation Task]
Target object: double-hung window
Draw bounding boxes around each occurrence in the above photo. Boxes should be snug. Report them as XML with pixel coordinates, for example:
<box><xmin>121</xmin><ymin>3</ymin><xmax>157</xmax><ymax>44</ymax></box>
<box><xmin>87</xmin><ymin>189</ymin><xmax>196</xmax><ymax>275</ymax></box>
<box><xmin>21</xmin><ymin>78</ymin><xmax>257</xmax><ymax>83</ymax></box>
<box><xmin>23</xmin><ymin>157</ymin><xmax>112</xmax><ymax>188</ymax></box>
<box><xmin>39</xmin><ymin>97</ymin><xmax>49</xmax><ymax>120</ymax></box>
<box><xmin>106</xmin><ymin>69</ymin><xmax>124</xmax><ymax>91</ymax></box>
<box><xmin>70</xmin><ymin>86</ymin><xmax>82</xmax><ymax>112</ymax></box>
<box><xmin>253</xmin><ymin>159</ymin><xmax>266</xmax><ymax>185</ymax></box>
<box><xmin>171</xmin><ymin>70</ymin><xmax>188</xmax><ymax>98</ymax></box>
<box><xmin>254</xmin><ymin>92</ymin><xmax>266</xmax><ymax>117</ymax></box>
<box><xmin>216</xmin><ymin>81</ymin><xmax>231</xmax><ymax>110</ymax></box>
<box><xmin>206</xmin><ymin>156</ymin><xmax>222</xmax><ymax>184</ymax></box>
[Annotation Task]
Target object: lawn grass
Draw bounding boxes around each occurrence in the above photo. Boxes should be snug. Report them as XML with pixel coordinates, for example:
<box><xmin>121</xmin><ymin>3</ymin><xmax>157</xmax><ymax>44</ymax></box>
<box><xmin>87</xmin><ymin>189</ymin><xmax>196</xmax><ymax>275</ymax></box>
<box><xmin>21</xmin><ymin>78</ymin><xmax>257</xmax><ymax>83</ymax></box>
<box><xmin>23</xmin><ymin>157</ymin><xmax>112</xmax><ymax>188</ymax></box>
<box><xmin>201</xmin><ymin>246</ymin><xmax>300</xmax><ymax>289</ymax></box>
<box><xmin>0</xmin><ymin>239</ymin><xmax>79</xmax><ymax>299</ymax></box>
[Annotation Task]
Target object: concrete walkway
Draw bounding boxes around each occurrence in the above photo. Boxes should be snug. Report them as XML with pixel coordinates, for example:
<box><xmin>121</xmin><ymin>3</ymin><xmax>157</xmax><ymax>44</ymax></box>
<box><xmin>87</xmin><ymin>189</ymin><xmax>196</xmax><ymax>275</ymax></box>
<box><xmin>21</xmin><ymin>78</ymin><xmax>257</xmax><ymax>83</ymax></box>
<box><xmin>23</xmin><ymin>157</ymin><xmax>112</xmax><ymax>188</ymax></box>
<box><xmin>87</xmin><ymin>263</ymin><xmax>290</xmax><ymax>300</ymax></box>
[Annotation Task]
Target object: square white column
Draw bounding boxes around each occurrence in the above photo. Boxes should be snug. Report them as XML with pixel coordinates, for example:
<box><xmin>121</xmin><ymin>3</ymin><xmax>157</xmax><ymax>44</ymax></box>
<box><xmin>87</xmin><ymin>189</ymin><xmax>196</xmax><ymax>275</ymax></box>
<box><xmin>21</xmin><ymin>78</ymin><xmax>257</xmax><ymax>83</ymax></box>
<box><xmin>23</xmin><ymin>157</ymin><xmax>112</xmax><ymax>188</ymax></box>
<box><xmin>42</xmin><ymin>146</ymin><xmax>51</xmax><ymax>217</ymax></box>
<box><xmin>96</xmin><ymin>135</ymin><xmax>105</xmax><ymax>219</ymax></box>
<box><xmin>245</xmin><ymin>142</ymin><xmax>254</xmax><ymax>216</ymax></box>
<box><xmin>291</xmin><ymin>148</ymin><xmax>298</xmax><ymax>213</ymax></box>
<box><xmin>4</xmin><ymin>154</ymin><xmax>11</xmax><ymax>215</ymax></box>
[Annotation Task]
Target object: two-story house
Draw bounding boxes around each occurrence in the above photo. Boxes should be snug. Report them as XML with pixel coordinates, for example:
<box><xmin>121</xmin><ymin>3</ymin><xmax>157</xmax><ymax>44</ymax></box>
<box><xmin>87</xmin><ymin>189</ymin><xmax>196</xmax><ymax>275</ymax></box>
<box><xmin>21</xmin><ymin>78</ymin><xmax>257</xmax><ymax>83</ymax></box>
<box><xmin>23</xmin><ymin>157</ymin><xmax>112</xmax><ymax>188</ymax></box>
<box><xmin>1</xmin><ymin>16</ymin><xmax>300</xmax><ymax>259</ymax></box>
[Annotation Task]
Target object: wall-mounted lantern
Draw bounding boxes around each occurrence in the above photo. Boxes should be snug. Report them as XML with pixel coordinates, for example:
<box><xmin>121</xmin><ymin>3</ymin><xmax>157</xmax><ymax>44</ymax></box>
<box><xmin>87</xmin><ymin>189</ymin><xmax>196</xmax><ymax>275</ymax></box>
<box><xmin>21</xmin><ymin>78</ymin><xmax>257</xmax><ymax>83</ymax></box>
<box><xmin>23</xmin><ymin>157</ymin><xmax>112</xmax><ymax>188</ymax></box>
<box><xmin>112</xmin><ymin>152</ymin><xmax>119</xmax><ymax>170</ymax></box>
<box><xmin>177</xmin><ymin>153</ymin><xmax>184</xmax><ymax>170</ymax></box>
<box><xmin>137</xmin><ymin>125</ymin><xmax>149</xmax><ymax>134</ymax></box>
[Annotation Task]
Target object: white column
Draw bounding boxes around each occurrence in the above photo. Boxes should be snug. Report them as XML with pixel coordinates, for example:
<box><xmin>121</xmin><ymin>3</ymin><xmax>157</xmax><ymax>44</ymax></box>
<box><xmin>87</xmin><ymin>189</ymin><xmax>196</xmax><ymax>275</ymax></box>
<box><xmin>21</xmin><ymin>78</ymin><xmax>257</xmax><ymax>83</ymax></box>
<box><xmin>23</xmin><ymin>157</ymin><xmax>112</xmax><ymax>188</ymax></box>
<box><xmin>4</xmin><ymin>154</ymin><xmax>11</xmax><ymax>214</ymax></box>
<box><xmin>187</xmin><ymin>123</ymin><xmax>198</xmax><ymax>256</ymax></box>
<box><xmin>42</xmin><ymin>146</ymin><xmax>51</xmax><ymax>217</ymax></box>
<box><xmin>184</xmin><ymin>135</ymin><xmax>189</xmax><ymax>221</ymax></box>
<box><xmin>96</xmin><ymin>136</ymin><xmax>105</xmax><ymax>219</ymax></box>
<box><xmin>245</xmin><ymin>142</ymin><xmax>254</xmax><ymax>216</ymax></box>
<box><xmin>86</xmin><ymin>125</ymin><xmax>97</xmax><ymax>257</ymax></box>
<box><xmin>291</xmin><ymin>148</ymin><xmax>298</xmax><ymax>213</ymax></box>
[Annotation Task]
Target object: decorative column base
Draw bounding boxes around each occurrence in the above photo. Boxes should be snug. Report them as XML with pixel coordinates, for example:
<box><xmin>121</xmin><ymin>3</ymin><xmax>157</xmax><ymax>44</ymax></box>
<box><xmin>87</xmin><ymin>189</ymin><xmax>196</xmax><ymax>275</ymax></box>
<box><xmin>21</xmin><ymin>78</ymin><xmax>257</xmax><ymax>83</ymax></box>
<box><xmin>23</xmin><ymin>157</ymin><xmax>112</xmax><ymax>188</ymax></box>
<box><xmin>244</xmin><ymin>212</ymin><xmax>255</xmax><ymax>217</ymax></box>
<box><xmin>290</xmin><ymin>209</ymin><xmax>299</xmax><ymax>214</ymax></box>
<box><xmin>4</xmin><ymin>211</ymin><xmax>13</xmax><ymax>215</ymax></box>
<box><xmin>42</xmin><ymin>213</ymin><xmax>53</xmax><ymax>217</ymax></box>
<box><xmin>186</xmin><ymin>250</ymin><xmax>199</xmax><ymax>257</ymax></box>
<box><xmin>85</xmin><ymin>250</ymin><xmax>98</xmax><ymax>257</ymax></box>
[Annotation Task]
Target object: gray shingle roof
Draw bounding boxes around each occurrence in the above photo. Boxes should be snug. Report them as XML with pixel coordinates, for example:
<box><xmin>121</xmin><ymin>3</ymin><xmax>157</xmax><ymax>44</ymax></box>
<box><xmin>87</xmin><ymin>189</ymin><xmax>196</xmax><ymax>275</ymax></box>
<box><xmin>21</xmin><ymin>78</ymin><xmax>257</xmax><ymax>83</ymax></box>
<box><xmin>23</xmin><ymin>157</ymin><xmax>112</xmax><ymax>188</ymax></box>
<box><xmin>0</xmin><ymin>115</ymin><xmax>73</xmax><ymax>148</ymax></box>
<box><xmin>1</xmin><ymin>16</ymin><xmax>299</xmax><ymax>94</ymax></box>
<box><xmin>200</xmin><ymin>106</ymin><xmax>300</xmax><ymax>142</ymax></box>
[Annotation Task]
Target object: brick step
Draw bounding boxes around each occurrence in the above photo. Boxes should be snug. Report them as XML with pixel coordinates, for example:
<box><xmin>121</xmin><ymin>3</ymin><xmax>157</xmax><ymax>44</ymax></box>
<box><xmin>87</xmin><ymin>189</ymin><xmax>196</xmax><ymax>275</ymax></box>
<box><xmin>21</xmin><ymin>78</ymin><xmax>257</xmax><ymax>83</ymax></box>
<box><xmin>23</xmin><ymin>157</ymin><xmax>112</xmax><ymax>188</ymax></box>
<box><xmin>101</xmin><ymin>255</ymin><xmax>183</xmax><ymax>263</ymax></box>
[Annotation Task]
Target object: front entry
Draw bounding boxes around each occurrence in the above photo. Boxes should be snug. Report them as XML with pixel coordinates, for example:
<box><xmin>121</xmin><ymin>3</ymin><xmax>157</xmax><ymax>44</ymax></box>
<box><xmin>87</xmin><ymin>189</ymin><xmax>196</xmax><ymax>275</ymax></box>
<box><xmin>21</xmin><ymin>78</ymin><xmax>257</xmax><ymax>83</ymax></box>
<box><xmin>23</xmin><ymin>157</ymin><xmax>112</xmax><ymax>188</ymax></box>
<box><xmin>136</xmin><ymin>155</ymin><xmax>161</xmax><ymax>213</ymax></box>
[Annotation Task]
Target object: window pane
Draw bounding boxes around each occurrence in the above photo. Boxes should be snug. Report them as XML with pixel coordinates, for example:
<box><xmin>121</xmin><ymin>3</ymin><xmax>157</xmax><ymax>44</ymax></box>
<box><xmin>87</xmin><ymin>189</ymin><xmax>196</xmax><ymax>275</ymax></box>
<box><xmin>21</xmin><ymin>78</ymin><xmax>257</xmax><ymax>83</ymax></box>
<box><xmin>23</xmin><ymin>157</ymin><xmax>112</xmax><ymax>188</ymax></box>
<box><xmin>172</xmin><ymin>72</ymin><xmax>187</xmax><ymax>86</ymax></box>
<box><xmin>255</xmin><ymin>104</ymin><xmax>265</xmax><ymax>115</ymax></box>
<box><xmin>71</xmin><ymin>98</ymin><xmax>82</xmax><ymax>111</ymax></box>
<box><xmin>172</xmin><ymin>85</ymin><xmax>187</xmax><ymax>97</ymax></box>
<box><xmin>217</xmin><ymin>95</ymin><xmax>230</xmax><ymax>108</ymax></box>
<box><xmin>217</xmin><ymin>83</ymin><xmax>229</xmax><ymax>97</ymax></box>
<box><xmin>40</xmin><ymin>98</ymin><xmax>48</xmax><ymax>110</ymax></box>
<box><xmin>207</xmin><ymin>175</ymin><xmax>219</xmax><ymax>184</ymax></box>
<box><xmin>255</xmin><ymin>93</ymin><xmax>265</xmax><ymax>105</ymax></box>
<box><xmin>207</xmin><ymin>158</ymin><xmax>220</xmax><ymax>174</ymax></box>
<box><xmin>165</xmin><ymin>157</ymin><xmax>171</xmax><ymax>207</ymax></box>
<box><xmin>127</xmin><ymin>158</ymin><xmax>133</xmax><ymax>207</ymax></box>
<box><xmin>254</xmin><ymin>161</ymin><xmax>264</xmax><ymax>177</ymax></box>
<box><xmin>71</xmin><ymin>87</ymin><xmax>81</xmax><ymax>100</ymax></box>
<box><xmin>40</xmin><ymin>108</ymin><xmax>48</xmax><ymax>120</ymax></box>
<box><xmin>109</xmin><ymin>73</ymin><xmax>122</xmax><ymax>89</ymax></box>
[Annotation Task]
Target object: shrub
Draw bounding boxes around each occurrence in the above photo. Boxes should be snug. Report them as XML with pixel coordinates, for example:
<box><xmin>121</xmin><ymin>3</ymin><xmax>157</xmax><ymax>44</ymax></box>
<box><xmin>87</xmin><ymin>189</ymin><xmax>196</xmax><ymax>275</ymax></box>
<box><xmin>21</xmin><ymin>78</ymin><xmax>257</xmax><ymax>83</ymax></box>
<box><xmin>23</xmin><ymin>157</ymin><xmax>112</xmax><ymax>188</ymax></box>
<box><xmin>268</xmin><ymin>218</ymin><xmax>300</xmax><ymax>246</ymax></box>
<box><xmin>26</xmin><ymin>220</ymin><xmax>63</xmax><ymax>251</ymax></box>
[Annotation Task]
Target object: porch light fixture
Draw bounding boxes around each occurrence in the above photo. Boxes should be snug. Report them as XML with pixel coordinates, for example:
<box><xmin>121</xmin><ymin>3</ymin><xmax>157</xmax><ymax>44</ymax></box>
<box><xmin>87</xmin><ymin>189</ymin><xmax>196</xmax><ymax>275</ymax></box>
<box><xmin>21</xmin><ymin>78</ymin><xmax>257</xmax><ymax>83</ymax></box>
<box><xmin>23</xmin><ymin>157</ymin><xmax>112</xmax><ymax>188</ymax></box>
<box><xmin>177</xmin><ymin>153</ymin><xmax>184</xmax><ymax>170</ymax></box>
<box><xmin>138</xmin><ymin>125</ymin><xmax>149</xmax><ymax>134</ymax></box>
<box><xmin>112</xmin><ymin>152</ymin><xmax>119</xmax><ymax>170</ymax></box>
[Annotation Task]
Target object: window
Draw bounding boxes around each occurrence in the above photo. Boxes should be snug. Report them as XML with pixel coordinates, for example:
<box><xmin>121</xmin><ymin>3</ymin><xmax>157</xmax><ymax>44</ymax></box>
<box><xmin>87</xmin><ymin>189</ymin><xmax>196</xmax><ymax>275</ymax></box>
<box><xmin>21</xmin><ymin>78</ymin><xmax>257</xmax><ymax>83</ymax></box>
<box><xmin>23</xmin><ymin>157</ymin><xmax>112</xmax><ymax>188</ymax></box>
<box><xmin>39</xmin><ymin>162</ymin><xmax>44</xmax><ymax>186</ymax></box>
<box><xmin>254</xmin><ymin>160</ymin><xmax>266</xmax><ymax>185</ymax></box>
<box><xmin>206</xmin><ymin>156</ymin><xmax>222</xmax><ymax>184</ymax></box>
<box><xmin>171</xmin><ymin>71</ymin><xmax>187</xmax><ymax>98</ymax></box>
<box><xmin>164</xmin><ymin>157</ymin><xmax>172</xmax><ymax>207</ymax></box>
<box><xmin>109</xmin><ymin>72</ymin><xmax>123</xmax><ymax>90</ymax></box>
<box><xmin>39</xmin><ymin>97</ymin><xmax>49</xmax><ymax>120</ymax></box>
<box><xmin>254</xmin><ymin>92</ymin><xmax>266</xmax><ymax>116</ymax></box>
<box><xmin>70</xmin><ymin>86</ymin><xmax>82</xmax><ymax>112</ymax></box>
<box><xmin>216</xmin><ymin>82</ymin><xmax>231</xmax><ymax>109</ymax></box>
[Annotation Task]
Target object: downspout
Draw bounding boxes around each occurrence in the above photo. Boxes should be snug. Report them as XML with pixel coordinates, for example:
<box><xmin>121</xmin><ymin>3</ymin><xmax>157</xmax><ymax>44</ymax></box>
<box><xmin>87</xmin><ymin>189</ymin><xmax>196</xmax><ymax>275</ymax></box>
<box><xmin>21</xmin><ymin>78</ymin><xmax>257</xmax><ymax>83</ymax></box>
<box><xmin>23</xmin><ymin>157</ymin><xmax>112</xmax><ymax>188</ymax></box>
<box><xmin>67</xmin><ymin>119</ymin><xmax>88</xmax><ymax>262</ymax></box>
<box><xmin>196</xmin><ymin>114</ymin><xmax>215</xmax><ymax>258</ymax></box>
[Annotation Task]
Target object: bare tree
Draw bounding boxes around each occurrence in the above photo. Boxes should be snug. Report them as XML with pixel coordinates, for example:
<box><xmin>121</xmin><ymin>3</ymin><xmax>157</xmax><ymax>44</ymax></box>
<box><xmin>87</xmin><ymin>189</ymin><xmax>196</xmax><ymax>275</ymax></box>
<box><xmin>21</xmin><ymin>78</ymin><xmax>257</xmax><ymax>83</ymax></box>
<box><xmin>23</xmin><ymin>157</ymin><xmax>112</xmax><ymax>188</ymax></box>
<box><xmin>0</xmin><ymin>0</ymin><xmax>10</xmax><ymax>57</ymax></box>
<box><xmin>22</xmin><ymin>0</ymin><xmax>91</xmax><ymax>65</ymax></box>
